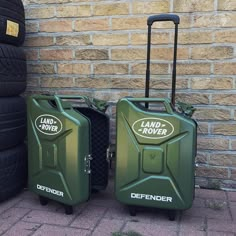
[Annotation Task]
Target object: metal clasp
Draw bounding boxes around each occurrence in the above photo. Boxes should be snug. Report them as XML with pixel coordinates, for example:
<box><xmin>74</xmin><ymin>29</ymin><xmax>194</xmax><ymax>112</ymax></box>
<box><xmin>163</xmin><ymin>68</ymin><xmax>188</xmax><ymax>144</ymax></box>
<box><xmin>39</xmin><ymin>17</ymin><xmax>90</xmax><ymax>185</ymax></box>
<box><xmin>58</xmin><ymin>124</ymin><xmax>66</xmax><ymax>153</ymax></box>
<box><xmin>84</xmin><ymin>154</ymin><xmax>93</xmax><ymax>174</ymax></box>
<box><xmin>106</xmin><ymin>145</ymin><xmax>115</xmax><ymax>169</ymax></box>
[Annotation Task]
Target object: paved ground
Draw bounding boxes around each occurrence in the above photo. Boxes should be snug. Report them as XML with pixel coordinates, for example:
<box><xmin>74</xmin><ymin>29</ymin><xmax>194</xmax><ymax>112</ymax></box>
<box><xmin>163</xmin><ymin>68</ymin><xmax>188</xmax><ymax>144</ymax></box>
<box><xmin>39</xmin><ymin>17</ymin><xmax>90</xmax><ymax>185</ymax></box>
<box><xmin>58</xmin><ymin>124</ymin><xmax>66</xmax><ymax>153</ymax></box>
<box><xmin>0</xmin><ymin>178</ymin><xmax>236</xmax><ymax>236</ymax></box>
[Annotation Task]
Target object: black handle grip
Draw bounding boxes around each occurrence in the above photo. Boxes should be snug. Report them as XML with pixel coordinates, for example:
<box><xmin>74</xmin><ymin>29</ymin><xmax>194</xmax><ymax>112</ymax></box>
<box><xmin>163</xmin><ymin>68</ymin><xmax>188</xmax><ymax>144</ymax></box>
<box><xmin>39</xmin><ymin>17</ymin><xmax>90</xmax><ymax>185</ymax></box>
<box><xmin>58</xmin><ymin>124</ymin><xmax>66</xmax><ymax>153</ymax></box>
<box><xmin>147</xmin><ymin>14</ymin><xmax>180</xmax><ymax>25</ymax></box>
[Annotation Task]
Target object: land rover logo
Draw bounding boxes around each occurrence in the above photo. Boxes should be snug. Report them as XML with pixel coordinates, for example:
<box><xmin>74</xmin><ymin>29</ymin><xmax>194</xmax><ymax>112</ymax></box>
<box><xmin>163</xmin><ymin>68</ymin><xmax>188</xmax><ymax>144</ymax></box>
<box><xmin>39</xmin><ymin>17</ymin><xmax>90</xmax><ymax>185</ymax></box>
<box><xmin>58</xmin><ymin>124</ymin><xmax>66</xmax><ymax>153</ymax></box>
<box><xmin>35</xmin><ymin>114</ymin><xmax>63</xmax><ymax>135</ymax></box>
<box><xmin>132</xmin><ymin>118</ymin><xmax>174</xmax><ymax>139</ymax></box>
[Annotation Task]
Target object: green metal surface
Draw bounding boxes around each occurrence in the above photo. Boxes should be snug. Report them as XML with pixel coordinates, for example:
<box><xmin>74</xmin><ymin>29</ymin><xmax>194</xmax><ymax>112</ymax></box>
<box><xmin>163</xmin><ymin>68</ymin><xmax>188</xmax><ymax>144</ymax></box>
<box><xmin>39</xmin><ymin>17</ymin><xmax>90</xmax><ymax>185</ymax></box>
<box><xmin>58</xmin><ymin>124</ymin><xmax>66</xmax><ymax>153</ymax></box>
<box><xmin>115</xmin><ymin>98</ymin><xmax>197</xmax><ymax>210</ymax></box>
<box><xmin>27</xmin><ymin>95</ymin><xmax>91</xmax><ymax>205</ymax></box>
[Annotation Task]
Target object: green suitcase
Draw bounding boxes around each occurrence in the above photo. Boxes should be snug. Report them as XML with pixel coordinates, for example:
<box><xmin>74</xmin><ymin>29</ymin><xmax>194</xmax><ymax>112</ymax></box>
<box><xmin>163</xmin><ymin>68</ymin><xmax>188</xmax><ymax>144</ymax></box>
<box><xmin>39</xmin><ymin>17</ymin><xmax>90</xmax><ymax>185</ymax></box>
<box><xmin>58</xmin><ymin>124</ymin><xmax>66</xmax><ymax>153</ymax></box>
<box><xmin>27</xmin><ymin>95</ymin><xmax>91</xmax><ymax>214</ymax></box>
<box><xmin>115</xmin><ymin>14</ymin><xmax>197</xmax><ymax>220</ymax></box>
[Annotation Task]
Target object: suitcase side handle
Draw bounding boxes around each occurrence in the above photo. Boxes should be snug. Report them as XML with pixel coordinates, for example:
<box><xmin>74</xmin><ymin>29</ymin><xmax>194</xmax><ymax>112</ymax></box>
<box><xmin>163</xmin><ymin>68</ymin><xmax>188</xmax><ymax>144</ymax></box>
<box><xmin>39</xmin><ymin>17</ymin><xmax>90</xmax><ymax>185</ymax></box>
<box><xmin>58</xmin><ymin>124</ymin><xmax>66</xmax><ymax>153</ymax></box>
<box><xmin>145</xmin><ymin>14</ymin><xmax>179</xmax><ymax>107</ymax></box>
<box><xmin>125</xmin><ymin>98</ymin><xmax>174</xmax><ymax>114</ymax></box>
<box><xmin>147</xmin><ymin>14</ymin><xmax>180</xmax><ymax>25</ymax></box>
<box><xmin>29</xmin><ymin>95</ymin><xmax>65</xmax><ymax>112</ymax></box>
<box><xmin>30</xmin><ymin>95</ymin><xmax>89</xmax><ymax>113</ymax></box>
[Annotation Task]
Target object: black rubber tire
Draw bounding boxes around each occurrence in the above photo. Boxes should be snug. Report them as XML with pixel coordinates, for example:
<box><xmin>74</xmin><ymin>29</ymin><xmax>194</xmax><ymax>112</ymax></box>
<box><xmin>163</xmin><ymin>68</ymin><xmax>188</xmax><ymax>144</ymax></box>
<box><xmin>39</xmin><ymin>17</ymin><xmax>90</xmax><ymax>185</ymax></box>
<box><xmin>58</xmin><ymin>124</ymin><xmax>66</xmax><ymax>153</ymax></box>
<box><xmin>0</xmin><ymin>97</ymin><xmax>27</xmax><ymax>150</ymax></box>
<box><xmin>0</xmin><ymin>44</ymin><xmax>27</xmax><ymax>96</ymax></box>
<box><xmin>0</xmin><ymin>144</ymin><xmax>27</xmax><ymax>202</ymax></box>
<box><xmin>0</xmin><ymin>0</ymin><xmax>25</xmax><ymax>46</ymax></box>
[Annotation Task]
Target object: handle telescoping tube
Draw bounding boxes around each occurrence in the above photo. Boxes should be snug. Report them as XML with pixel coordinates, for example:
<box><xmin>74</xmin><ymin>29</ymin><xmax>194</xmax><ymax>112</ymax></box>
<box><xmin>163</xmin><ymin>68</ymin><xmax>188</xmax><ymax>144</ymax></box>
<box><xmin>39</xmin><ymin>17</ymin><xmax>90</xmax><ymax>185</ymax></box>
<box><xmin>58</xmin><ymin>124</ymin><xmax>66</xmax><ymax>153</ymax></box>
<box><xmin>145</xmin><ymin>14</ymin><xmax>180</xmax><ymax>107</ymax></box>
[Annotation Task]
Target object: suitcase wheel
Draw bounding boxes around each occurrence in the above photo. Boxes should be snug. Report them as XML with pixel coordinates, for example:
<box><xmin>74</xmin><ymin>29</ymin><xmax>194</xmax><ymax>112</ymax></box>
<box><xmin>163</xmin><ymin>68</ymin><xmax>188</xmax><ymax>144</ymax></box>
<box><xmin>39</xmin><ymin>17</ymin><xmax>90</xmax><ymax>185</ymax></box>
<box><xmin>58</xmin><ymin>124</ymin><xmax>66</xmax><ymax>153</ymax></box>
<box><xmin>64</xmin><ymin>205</ymin><xmax>73</xmax><ymax>215</ymax></box>
<box><xmin>128</xmin><ymin>206</ymin><xmax>137</xmax><ymax>217</ymax></box>
<box><xmin>39</xmin><ymin>196</ymin><xmax>49</xmax><ymax>206</ymax></box>
<box><xmin>167</xmin><ymin>210</ymin><xmax>176</xmax><ymax>221</ymax></box>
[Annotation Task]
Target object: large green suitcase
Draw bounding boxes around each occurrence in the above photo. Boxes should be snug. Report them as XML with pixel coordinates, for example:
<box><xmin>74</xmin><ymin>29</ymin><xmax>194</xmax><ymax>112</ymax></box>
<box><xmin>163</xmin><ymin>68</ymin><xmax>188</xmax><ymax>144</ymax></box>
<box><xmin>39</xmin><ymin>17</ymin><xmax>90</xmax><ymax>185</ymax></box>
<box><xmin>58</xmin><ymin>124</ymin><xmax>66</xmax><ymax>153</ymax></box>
<box><xmin>115</xmin><ymin>14</ymin><xmax>197</xmax><ymax>220</ymax></box>
<box><xmin>27</xmin><ymin>95</ymin><xmax>91</xmax><ymax>214</ymax></box>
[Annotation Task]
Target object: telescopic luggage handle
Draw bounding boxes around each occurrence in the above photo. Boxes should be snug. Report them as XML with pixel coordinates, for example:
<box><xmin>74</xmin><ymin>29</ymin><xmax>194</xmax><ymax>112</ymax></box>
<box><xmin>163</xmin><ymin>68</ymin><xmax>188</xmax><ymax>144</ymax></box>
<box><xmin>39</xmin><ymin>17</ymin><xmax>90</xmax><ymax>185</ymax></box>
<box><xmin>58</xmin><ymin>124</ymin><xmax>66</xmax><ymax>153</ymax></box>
<box><xmin>147</xmin><ymin>14</ymin><xmax>180</xmax><ymax>25</ymax></box>
<box><xmin>145</xmin><ymin>14</ymin><xmax>180</xmax><ymax>107</ymax></box>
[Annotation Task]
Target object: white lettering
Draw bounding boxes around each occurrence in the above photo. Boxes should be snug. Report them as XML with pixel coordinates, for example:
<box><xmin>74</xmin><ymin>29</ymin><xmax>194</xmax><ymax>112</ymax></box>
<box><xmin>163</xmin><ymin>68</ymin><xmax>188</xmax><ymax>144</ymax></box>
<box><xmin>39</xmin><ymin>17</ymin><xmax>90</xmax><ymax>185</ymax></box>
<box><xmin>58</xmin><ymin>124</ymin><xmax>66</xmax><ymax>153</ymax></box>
<box><xmin>142</xmin><ymin>128</ymin><xmax>148</xmax><ymax>134</ymax></box>
<box><xmin>131</xmin><ymin>193</ymin><xmax>172</xmax><ymax>203</ymax></box>
<box><xmin>166</xmin><ymin>197</ymin><xmax>172</xmax><ymax>202</ymax></box>
<box><xmin>141</xmin><ymin>128</ymin><xmax>168</xmax><ymax>135</ymax></box>
<box><xmin>41</xmin><ymin>124</ymin><xmax>58</xmax><ymax>132</ymax></box>
<box><xmin>37</xmin><ymin>184</ymin><xmax>64</xmax><ymax>197</ymax></box>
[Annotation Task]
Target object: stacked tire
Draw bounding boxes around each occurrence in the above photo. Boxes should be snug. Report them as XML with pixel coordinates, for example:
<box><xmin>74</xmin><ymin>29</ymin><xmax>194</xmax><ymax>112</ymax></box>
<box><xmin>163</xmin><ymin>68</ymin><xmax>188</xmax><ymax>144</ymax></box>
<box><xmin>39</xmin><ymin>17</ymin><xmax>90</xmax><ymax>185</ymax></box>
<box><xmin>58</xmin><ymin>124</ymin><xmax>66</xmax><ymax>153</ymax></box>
<box><xmin>0</xmin><ymin>0</ymin><xmax>27</xmax><ymax>202</ymax></box>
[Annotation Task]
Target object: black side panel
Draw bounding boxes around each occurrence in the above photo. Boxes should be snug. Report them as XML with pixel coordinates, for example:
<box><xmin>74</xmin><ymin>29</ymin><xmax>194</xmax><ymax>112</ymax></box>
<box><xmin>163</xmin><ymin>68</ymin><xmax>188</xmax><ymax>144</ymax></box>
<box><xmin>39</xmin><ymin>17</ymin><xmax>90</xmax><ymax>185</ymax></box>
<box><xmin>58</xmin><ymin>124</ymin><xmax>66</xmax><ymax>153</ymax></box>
<box><xmin>75</xmin><ymin>107</ymin><xmax>109</xmax><ymax>190</ymax></box>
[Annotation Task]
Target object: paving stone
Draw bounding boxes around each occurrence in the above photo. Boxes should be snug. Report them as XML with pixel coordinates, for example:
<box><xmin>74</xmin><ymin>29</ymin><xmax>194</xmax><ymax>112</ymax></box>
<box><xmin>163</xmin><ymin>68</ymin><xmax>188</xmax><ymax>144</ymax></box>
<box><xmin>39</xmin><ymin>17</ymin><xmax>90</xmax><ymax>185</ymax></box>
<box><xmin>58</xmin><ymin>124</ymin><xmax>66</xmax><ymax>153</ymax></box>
<box><xmin>22</xmin><ymin>210</ymin><xmax>74</xmax><ymax>226</ymax></box>
<box><xmin>88</xmin><ymin>199</ymin><xmax>120</xmax><ymax>208</ymax></box>
<box><xmin>0</xmin><ymin>208</ymin><xmax>30</xmax><ymax>235</ymax></box>
<box><xmin>2</xmin><ymin>221</ymin><xmax>41</xmax><ymax>236</ymax></box>
<box><xmin>32</xmin><ymin>224</ymin><xmax>90</xmax><ymax>236</ymax></box>
<box><xmin>0</xmin><ymin>221</ymin><xmax>13</xmax><ymax>235</ymax></box>
<box><xmin>91</xmin><ymin>219</ymin><xmax>124</xmax><ymax>236</ymax></box>
<box><xmin>70</xmin><ymin>205</ymin><xmax>107</xmax><ymax>230</ymax></box>
<box><xmin>227</xmin><ymin>192</ymin><xmax>236</xmax><ymax>202</ymax></box>
<box><xmin>230</xmin><ymin>206</ymin><xmax>236</xmax><ymax>221</ymax></box>
<box><xmin>133</xmin><ymin>209</ymin><xmax>178</xmax><ymax>229</ymax></box>
<box><xmin>104</xmin><ymin>205</ymin><xmax>135</xmax><ymax>221</ymax></box>
<box><xmin>70</xmin><ymin>215</ymin><xmax>100</xmax><ymax>230</ymax></box>
<box><xmin>0</xmin><ymin>198</ymin><xmax>22</xmax><ymax>215</ymax></box>
<box><xmin>0</xmin><ymin>208</ymin><xmax>30</xmax><ymax>224</ymax></box>
<box><xmin>15</xmin><ymin>198</ymin><xmax>59</xmax><ymax>212</ymax></box>
<box><xmin>179</xmin><ymin>231</ymin><xmax>206</xmax><ymax>236</ymax></box>
<box><xmin>18</xmin><ymin>190</ymin><xmax>36</xmax><ymax>200</ymax></box>
<box><xmin>207</xmin><ymin>219</ymin><xmax>236</xmax><ymax>233</ymax></box>
<box><xmin>195</xmin><ymin>189</ymin><xmax>227</xmax><ymax>200</ymax></box>
<box><xmin>78</xmin><ymin>205</ymin><xmax>108</xmax><ymax>218</ymax></box>
<box><xmin>106</xmin><ymin>205</ymin><xmax>178</xmax><ymax>228</ymax></box>
<box><xmin>192</xmin><ymin>198</ymin><xmax>206</xmax><ymax>207</ymax></box>
<box><xmin>56</xmin><ymin>202</ymin><xmax>87</xmax><ymax>214</ymax></box>
<box><xmin>207</xmin><ymin>231</ymin><xmax>234</xmax><ymax>236</ymax></box>
<box><xmin>180</xmin><ymin>215</ymin><xmax>206</xmax><ymax>231</ymax></box>
<box><xmin>183</xmin><ymin>206</ymin><xmax>231</xmax><ymax>220</ymax></box>
<box><xmin>123</xmin><ymin>222</ymin><xmax>177</xmax><ymax>236</ymax></box>
<box><xmin>230</xmin><ymin>201</ymin><xmax>236</xmax><ymax>207</ymax></box>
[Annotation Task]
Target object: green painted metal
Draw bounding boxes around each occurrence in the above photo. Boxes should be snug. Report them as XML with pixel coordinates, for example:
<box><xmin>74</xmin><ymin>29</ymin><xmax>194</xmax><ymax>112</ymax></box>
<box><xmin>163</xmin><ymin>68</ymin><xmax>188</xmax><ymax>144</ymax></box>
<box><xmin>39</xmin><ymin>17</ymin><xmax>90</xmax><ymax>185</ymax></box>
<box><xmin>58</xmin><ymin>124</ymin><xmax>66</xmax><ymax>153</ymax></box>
<box><xmin>115</xmin><ymin>13</ymin><xmax>197</xmax><ymax>211</ymax></box>
<box><xmin>115</xmin><ymin>98</ymin><xmax>197</xmax><ymax>210</ymax></box>
<box><xmin>27</xmin><ymin>95</ymin><xmax>91</xmax><ymax>205</ymax></box>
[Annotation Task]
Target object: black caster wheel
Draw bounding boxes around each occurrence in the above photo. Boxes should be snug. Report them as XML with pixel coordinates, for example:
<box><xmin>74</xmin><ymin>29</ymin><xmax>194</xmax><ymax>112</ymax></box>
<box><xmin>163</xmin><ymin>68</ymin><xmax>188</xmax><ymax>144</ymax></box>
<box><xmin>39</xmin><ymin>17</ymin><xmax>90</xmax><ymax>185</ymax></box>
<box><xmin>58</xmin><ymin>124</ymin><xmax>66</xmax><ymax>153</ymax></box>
<box><xmin>39</xmin><ymin>196</ymin><xmax>49</xmax><ymax>206</ymax></box>
<box><xmin>128</xmin><ymin>206</ymin><xmax>137</xmax><ymax>216</ymax></box>
<box><xmin>64</xmin><ymin>205</ymin><xmax>73</xmax><ymax>215</ymax></box>
<box><xmin>167</xmin><ymin>210</ymin><xmax>176</xmax><ymax>221</ymax></box>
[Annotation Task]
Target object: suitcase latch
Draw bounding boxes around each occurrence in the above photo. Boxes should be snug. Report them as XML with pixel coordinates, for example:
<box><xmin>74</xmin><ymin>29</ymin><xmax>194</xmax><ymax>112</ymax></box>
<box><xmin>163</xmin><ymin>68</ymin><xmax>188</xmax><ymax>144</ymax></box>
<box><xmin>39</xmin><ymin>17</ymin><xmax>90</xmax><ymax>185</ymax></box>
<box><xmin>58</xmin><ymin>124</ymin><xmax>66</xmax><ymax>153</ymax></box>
<box><xmin>84</xmin><ymin>154</ymin><xmax>93</xmax><ymax>174</ymax></box>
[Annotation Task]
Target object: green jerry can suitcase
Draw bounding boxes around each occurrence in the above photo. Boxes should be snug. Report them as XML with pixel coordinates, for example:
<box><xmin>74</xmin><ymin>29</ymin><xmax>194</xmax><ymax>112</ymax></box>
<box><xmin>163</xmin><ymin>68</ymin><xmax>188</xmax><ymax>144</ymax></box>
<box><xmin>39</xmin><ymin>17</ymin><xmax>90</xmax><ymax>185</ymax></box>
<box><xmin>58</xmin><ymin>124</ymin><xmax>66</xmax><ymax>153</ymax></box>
<box><xmin>115</xmin><ymin>14</ymin><xmax>197</xmax><ymax>221</ymax></box>
<box><xmin>27</xmin><ymin>95</ymin><xmax>92</xmax><ymax>214</ymax></box>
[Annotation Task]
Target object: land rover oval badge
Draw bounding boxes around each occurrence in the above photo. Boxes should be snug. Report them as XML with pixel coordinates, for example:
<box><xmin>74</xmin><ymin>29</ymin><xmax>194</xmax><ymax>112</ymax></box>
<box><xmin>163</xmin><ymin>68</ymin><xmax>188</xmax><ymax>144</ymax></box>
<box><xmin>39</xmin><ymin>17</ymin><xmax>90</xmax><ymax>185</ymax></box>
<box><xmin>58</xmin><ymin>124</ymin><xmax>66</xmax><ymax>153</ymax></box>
<box><xmin>132</xmin><ymin>117</ymin><xmax>174</xmax><ymax>139</ymax></box>
<box><xmin>35</xmin><ymin>114</ymin><xmax>63</xmax><ymax>135</ymax></box>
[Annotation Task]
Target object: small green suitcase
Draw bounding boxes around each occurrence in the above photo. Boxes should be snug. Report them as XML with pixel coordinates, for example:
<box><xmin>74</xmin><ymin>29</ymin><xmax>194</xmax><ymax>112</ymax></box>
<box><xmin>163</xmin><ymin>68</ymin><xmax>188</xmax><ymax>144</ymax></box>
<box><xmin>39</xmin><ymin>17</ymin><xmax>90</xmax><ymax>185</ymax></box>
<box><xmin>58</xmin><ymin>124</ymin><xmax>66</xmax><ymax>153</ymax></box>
<box><xmin>27</xmin><ymin>95</ymin><xmax>91</xmax><ymax>214</ymax></box>
<box><xmin>115</xmin><ymin>14</ymin><xmax>197</xmax><ymax>220</ymax></box>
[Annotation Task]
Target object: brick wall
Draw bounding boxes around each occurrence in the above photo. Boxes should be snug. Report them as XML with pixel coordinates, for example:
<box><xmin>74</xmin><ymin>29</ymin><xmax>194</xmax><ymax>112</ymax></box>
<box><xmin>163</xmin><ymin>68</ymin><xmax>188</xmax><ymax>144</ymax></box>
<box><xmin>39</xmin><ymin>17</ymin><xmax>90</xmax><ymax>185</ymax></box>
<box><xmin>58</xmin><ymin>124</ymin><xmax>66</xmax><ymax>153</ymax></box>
<box><xmin>22</xmin><ymin>0</ymin><xmax>236</xmax><ymax>190</ymax></box>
